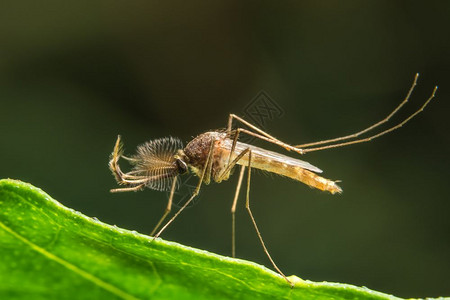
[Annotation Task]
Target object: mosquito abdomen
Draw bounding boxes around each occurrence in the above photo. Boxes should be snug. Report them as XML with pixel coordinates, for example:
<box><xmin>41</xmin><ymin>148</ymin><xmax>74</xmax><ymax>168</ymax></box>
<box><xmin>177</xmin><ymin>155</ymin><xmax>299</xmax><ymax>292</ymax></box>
<box><xmin>286</xmin><ymin>167</ymin><xmax>342</xmax><ymax>194</ymax></box>
<box><xmin>241</xmin><ymin>155</ymin><xmax>342</xmax><ymax>194</ymax></box>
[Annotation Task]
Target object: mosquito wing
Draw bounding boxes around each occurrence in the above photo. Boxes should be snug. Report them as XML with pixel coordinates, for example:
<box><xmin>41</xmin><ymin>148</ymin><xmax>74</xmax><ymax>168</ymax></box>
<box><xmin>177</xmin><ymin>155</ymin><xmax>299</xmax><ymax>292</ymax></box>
<box><xmin>222</xmin><ymin>138</ymin><xmax>323</xmax><ymax>173</ymax></box>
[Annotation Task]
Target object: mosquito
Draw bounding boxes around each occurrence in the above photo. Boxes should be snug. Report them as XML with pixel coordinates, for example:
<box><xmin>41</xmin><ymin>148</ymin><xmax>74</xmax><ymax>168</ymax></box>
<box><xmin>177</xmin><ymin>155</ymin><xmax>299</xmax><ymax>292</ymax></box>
<box><xmin>109</xmin><ymin>74</ymin><xmax>437</xmax><ymax>287</ymax></box>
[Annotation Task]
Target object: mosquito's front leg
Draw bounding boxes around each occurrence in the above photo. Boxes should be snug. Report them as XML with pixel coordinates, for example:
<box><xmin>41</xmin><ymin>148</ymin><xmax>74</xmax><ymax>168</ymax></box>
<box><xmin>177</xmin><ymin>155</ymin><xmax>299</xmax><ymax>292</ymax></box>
<box><xmin>153</xmin><ymin>138</ymin><xmax>216</xmax><ymax>240</ymax></box>
<box><xmin>244</xmin><ymin>150</ymin><xmax>293</xmax><ymax>287</ymax></box>
<box><xmin>150</xmin><ymin>176</ymin><xmax>178</xmax><ymax>236</ymax></box>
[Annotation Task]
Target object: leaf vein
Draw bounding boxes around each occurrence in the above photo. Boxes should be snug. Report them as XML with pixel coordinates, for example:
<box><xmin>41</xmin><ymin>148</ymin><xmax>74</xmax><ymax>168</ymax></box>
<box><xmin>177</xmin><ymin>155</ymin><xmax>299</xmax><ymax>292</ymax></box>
<box><xmin>0</xmin><ymin>220</ymin><xmax>140</xmax><ymax>300</ymax></box>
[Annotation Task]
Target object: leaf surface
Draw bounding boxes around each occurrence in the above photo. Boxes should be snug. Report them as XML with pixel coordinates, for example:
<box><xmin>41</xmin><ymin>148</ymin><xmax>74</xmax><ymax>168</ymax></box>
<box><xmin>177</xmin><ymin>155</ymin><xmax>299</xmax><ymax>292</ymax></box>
<box><xmin>0</xmin><ymin>179</ymin><xmax>407</xmax><ymax>299</ymax></box>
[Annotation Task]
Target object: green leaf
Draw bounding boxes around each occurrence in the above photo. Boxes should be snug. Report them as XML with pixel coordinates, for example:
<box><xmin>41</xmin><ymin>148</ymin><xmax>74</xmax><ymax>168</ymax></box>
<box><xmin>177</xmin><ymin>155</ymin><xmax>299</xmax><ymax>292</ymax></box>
<box><xmin>0</xmin><ymin>179</ymin><xmax>419</xmax><ymax>299</ymax></box>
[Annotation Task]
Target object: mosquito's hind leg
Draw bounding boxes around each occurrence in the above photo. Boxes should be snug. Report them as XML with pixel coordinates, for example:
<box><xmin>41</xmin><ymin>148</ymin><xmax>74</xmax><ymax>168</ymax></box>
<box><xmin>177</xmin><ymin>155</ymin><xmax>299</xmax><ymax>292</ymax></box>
<box><xmin>150</xmin><ymin>176</ymin><xmax>178</xmax><ymax>236</ymax></box>
<box><xmin>295</xmin><ymin>74</ymin><xmax>438</xmax><ymax>153</ymax></box>
<box><xmin>244</xmin><ymin>150</ymin><xmax>293</xmax><ymax>287</ymax></box>
<box><xmin>231</xmin><ymin>165</ymin><xmax>246</xmax><ymax>258</ymax></box>
<box><xmin>227</xmin><ymin>114</ymin><xmax>305</xmax><ymax>155</ymax></box>
<box><xmin>296</xmin><ymin>74</ymin><xmax>421</xmax><ymax>149</ymax></box>
<box><xmin>227</xmin><ymin>114</ymin><xmax>279</xmax><ymax>142</ymax></box>
<box><xmin>227</xmin><ymin>74</ymin><xmax>437</xmax><ymax>155</ymax></box>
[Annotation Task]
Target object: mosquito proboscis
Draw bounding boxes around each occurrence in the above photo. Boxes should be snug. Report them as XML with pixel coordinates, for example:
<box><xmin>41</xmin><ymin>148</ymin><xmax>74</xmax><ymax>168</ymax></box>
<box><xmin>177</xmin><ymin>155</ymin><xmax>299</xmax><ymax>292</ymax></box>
<box><xmin>109</xmin><ymin>74</ymin><xmax>437</xmax><ymax>287</ymax></box>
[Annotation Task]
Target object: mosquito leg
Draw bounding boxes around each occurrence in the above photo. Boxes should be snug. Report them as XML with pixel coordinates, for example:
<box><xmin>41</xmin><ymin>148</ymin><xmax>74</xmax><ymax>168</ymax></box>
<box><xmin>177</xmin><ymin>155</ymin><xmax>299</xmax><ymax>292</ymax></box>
<box><xmin>225</xmin><ymin>129</ymin><xmax>240</xmax><ymax>170</ymax></box>
<box><xmin>227</xmin><ymin>114</ymin><xmax>306</xmax><ymax>155</ymax></box>
<box><xmin>110</xmin><ymin>184</ymin><xmax>145</xmax><ymax>193</ymax></box>
<box><xmin>218</xmin><ymin>147</ymin><xmax>250</xmax><ymax>182</ymax></box>
<box><xmin>150</xmin><ymin>176</ymin><xmax>177</xmax><ymax>236</ymax></box>
<box><xmin>204</xmin><ymin>139</ymin><xmax>215</xmax><ymax>185</ymax></box>
<box><xmin>237</xmin><ymin>128</ymin><xmax>305</xmax><ymax>155</ymax></box>
<box><xmin>300</xmin><ymin>85</ymin><xmax>438</xmax><ymax>153</ymax></box>
<box><xmin>227</xmin><ymin>74</ymin><xmax>437</xmax><ymax>155</ymax></box>
<box><xmin>153</xmin><ymin>138</ymin><xmax>216</xmax><ymax>240</ymax></box>
<box><xmin>224</xmin><ymin>126</ymin><xmax>298</xmax><ymax>181</ymax></box>
<box><xmin>296</xmin><ymin>74</ymin><xmax>437</xmax><ymax>150</ymax></box>
<box><xmin>244</xmin><ymin>150</ymin><xmax>293</xmax><ymax>287</ymax></box>
<box><xmin>227</xmin><ymin>114</ymin><xmax>278</xmax><ymax>141</ymax></box>
<box><xmin>296</xmin><ymin>74</ymin><xmax>419</xmax><ymax>148</ymax></box>
<box><xmin>231</xmin><ymin>165</ymin><xmax>246</xmax><ymax>258</ymax></box>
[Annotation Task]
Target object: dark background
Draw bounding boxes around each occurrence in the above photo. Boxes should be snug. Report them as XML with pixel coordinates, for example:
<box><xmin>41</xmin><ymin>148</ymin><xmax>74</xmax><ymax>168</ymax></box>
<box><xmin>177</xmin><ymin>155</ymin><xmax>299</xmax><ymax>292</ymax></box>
<box><xmin>1</xmin><ymin>1</ymin><xmax>449</xmax><ymax>298</ymax></box>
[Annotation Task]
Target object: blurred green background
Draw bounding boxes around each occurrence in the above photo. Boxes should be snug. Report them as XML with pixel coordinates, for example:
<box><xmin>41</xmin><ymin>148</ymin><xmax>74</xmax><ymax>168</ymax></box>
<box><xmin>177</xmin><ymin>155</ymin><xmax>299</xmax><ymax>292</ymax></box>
<box><xmin>1</xmin><ymin>1</ymin><xmax>449</xmax><ymax>298</ymax></box>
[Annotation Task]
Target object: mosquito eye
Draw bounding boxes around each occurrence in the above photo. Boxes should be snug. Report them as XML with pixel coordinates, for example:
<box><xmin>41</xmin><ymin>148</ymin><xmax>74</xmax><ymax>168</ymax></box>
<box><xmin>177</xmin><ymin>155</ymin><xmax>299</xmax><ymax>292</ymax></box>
<box><xmin>176</xmin><ymin>159</ymin><xmax>188</xmax><ymax>174</ymax></box>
